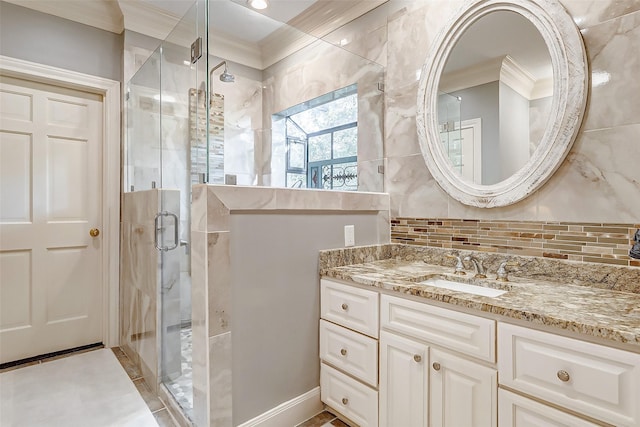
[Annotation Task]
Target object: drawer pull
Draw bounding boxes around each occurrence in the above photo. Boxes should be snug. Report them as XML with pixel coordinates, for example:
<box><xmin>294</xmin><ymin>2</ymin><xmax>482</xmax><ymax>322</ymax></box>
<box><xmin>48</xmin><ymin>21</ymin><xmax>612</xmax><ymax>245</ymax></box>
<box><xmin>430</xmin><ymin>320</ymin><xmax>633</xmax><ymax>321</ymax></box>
<box><xmin>341</xmin><ymin>303</ymin><xmax>349</xmax><ymax>311</ymax></box>
<box><xmin>414</xmin><ymin>354</ymin><xmax>422</xmax><ymax>363</ymax></box>
<box><xmin>557</xmin><ymin>370</ymin><xmax>571</xmax><ymax>382</ymax></box>
<box><xmin>342</xmin><ymin>397</ymin><xmax>349</xmax><ymax>405</ymax></box>
<box><xmin>340</xmin><ymin>348</ymin><xmax>347</xmax><ymax>356</ymax></box>
<box><xmin>432</xmin><ymin>362</ymin><xmax>441</xmax><ymax>371</ymax></box>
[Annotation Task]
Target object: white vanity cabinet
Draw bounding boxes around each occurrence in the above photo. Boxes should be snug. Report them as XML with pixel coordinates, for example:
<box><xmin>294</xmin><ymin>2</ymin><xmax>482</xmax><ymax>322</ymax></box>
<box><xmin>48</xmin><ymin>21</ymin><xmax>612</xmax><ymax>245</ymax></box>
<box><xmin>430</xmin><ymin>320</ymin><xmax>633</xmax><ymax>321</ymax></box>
<box><xmin>319</xmin><ymin>277</ymin><xmax>640</xmax><ymax>427</ymax></box>
<box><xmin>379</xmin><ymin>294</ymin><xmax>497</xmax><ymax>427</ymax></box>
<box><xmin>498</xmin><ymin>323</ymin><xmax>640</xmax><ymax>427</ymax></box>
<box><xmin>320</xmin><ymin>279</ymin><xmax>379</xmax><ymax>427</ymax></box>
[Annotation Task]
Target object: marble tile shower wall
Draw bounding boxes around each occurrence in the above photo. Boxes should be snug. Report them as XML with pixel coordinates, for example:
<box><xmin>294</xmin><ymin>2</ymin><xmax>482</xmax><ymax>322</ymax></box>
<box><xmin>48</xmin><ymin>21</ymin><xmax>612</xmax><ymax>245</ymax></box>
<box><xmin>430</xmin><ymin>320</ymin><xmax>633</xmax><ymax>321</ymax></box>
<box><xmin>391</xmin><ymin>218</ymin><xmax>640</xmax><ymax>268</ymax></box>
<box><xmin>383</xmin><ymin>0</ymin><xmax>640</xmax><ymax>223</ymax></box>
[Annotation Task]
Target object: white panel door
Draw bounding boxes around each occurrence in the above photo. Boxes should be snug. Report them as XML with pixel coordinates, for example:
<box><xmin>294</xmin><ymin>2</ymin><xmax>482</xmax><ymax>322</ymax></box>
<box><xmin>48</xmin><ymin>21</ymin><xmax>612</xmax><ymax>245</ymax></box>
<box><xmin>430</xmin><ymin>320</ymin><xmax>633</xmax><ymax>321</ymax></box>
<box><xmin>430</xmin><ymin>347</ymin><xmax>497</xmax><ymax>427</ymax></box>
<box><xmin>0</xmin><ymin>76</ymin><xmax>103</xmax><ymax>364</ymax></box>
<box><xmin>379</xmin><ymin>330</ymin><xmax>429</xmax><ymax>427</ymax></box>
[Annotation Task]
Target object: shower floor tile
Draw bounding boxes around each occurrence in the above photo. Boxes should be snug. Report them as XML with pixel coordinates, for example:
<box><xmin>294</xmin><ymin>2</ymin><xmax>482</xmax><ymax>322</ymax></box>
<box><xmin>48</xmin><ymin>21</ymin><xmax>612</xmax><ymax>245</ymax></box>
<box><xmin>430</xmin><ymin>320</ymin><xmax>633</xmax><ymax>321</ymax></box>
<box><xmin>164</xmin><ymin>326</ymin><xmax>193</xmax><ymax>420</ymax></box>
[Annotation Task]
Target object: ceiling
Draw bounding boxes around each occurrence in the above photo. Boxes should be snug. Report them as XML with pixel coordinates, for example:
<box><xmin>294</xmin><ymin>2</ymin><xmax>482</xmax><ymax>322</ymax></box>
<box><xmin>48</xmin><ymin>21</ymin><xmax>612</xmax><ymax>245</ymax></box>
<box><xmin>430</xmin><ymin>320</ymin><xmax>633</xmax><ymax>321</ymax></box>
<box><xmin>3</xmin><ymin>0</ymin><xmax>386</xmax><ymax>69</ymax></box>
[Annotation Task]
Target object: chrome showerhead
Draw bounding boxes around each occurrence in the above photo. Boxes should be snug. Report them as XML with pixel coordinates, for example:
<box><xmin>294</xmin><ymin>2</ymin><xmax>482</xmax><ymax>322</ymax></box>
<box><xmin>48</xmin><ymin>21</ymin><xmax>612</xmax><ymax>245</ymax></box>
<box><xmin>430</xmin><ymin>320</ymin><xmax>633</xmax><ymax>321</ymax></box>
<box><xmin>219</xmin><ymin>67</ymin><xmax>235</xmax><ymax>83</ymax></box>
<box><xmin>209</xmin><ymin>61</ymin><xmax>235</xmax><ymax>85</ymax></box>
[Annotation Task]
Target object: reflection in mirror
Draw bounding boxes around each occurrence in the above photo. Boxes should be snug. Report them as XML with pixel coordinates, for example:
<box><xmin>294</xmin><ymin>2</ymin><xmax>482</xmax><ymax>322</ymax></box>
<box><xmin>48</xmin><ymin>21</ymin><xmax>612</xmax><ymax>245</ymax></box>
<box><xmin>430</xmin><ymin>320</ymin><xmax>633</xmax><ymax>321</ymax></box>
<box><xmin>437</xmin><ymin>11</ymin><xmax>553</xmax><ymax>185</ymax></box>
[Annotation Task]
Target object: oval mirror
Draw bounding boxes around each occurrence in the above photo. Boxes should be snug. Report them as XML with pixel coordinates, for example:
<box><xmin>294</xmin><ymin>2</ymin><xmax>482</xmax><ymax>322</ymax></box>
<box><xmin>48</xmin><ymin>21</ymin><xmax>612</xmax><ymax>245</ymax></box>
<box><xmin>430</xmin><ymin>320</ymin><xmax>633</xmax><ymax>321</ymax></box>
<box><xmin>417</xmin><ymin>0</ymin><xmax>588</xmax><ymax>208</ymax></box>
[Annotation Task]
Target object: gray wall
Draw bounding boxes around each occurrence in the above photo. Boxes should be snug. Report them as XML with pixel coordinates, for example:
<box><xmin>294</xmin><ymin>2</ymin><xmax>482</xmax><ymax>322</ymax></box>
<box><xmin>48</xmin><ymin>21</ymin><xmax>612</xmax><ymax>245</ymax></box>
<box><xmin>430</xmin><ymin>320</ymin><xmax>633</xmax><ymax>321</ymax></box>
<box><xmin>450</xmin><ymin>81</ymin><xmax>500</xmax><ymax>184</ymax></box>
<box><xmin>499</xmin><ymin>82</ymin><xmax>531</xmax><ymax>180</ymax></box>
<box><xmin>230</xmin><ymin>212</ymin><xmax>384</xmax><ymax>425</ymax></box>
<box><xmin>0</xmin><ymin>1</ymin><xmax>122</xmax><ymax>81</ymax></box>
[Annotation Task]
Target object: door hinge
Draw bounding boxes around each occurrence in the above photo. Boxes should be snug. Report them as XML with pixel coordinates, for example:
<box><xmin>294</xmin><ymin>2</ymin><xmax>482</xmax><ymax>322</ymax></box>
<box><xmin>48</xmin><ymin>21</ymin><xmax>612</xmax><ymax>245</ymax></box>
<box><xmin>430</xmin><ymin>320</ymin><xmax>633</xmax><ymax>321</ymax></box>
<box><xmin>191</xmin><ymin>37</ymin><xmax>202</xmax><ymax>64</ymax></box>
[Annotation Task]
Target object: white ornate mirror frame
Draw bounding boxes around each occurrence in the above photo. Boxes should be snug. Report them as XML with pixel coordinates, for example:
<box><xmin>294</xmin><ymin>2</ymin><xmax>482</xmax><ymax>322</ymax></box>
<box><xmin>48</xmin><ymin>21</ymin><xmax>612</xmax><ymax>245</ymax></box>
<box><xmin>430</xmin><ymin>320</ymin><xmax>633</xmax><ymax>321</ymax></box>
<box><xmin>416</xmin><ymin>0</ymin><xmax>588</xmax><ymax>208</ymax></box>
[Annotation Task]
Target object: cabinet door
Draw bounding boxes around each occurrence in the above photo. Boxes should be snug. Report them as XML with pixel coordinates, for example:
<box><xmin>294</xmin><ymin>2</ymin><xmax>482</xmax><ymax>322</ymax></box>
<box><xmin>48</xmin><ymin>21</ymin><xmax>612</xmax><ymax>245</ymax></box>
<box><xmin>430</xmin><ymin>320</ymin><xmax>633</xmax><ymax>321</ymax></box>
<box><xmin>430</xmin><ymin>348</ymin><xmax>497</xmax><ymax>427</ymax></box>
<box><xmin>379</xmin><ymin>330</ymin><xmax>429</xmax><ymax>427</ymax></box>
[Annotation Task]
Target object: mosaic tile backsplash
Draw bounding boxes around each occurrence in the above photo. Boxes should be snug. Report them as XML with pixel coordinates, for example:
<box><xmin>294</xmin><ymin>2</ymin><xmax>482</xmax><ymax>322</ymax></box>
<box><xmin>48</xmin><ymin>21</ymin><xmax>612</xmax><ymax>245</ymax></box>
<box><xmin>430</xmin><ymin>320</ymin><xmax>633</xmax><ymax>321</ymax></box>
<box><xmin>391</xmin><ymin>218</ymin><xmax>640</xmax><ymax>268</ymax></box>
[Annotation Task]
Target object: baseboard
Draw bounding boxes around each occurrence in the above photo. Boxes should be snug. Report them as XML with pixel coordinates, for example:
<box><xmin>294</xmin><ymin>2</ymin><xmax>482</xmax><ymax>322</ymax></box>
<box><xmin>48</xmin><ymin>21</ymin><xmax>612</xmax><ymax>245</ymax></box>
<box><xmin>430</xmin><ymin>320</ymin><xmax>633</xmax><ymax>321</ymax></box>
<box><xmin>237</xmin><ymin>387</ymin><xmax>323</xmax><ymax>427</ymax></box>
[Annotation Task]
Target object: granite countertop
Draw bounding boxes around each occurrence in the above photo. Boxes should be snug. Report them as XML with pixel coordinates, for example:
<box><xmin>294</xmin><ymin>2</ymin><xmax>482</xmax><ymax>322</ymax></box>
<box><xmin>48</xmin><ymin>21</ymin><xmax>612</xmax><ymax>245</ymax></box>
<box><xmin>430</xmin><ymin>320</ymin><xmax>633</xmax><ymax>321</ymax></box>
<box><xmin>322</xmin><ymin>258</ymin><xmax>640</xmax><ymax>351</ymax></box>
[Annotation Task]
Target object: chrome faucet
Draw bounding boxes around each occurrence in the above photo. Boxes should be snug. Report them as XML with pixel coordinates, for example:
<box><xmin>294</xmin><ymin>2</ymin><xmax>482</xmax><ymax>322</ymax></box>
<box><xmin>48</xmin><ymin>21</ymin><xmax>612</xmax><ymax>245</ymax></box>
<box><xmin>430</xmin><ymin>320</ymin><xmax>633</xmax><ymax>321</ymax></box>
<box><xmin>463</xmin><ymin>256</ymin><xmax>486</xmax><ymax>279</ymax></box>
<box><xmin>496</xmin><ymin>260</ymin><xmax>519</xmax><ymax>282</ymax></box>
<box><xmin>445</xmin><ymin>253</ymin><xmax>466</xmax><ymax>275</ymax></box>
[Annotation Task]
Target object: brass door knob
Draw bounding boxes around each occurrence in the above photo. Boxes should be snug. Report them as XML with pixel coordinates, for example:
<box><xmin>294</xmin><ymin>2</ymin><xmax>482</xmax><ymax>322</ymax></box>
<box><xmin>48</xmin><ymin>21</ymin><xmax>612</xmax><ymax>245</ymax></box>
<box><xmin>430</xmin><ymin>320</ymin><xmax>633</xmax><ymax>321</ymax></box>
<box><xmin>414</xmin><ymin>354</ymin><xmax>422</xmax><ymax>363</ymax></box>
<box><xmin>89</xmin><ymin>228</ymin><xmax>100</xmax><ymax>237</ymax></box>
<box><xmin>432</xmin><ymin>362</ymin><xmax>441</xmax><ymax>371</ymax></box>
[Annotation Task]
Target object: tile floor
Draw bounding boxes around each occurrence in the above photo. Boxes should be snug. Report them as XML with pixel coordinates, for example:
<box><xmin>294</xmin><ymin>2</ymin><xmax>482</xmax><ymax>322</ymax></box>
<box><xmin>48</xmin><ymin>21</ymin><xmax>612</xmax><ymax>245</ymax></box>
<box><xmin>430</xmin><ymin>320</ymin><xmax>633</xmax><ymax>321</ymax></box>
<box><xmin>1</xmin><ymin>345</ymin><xmax>350</xmax><ymax>427</ymax></box>
<box><xmin>297</xmin><ymin>411</ymin><xmax>351</xmax><ymax>427</ymax></box>
<box><xmin>0</xmin><ymin>348</ymin><xmax>158</xmax><ymax>427</ymax></box>
<box><xmin>111</xmin><ymin>347</ymin><xmax>178</xmax><ymax>427</ymax></box>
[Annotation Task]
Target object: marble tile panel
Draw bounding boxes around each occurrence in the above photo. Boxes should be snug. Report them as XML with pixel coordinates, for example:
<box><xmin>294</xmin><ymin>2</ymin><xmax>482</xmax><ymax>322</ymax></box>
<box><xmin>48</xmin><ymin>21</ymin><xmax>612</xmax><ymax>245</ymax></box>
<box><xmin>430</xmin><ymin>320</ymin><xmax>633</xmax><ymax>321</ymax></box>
<box><xmin>581</xmin><ymin>10</ymin><xmax>640</xmax><ymax>130</ymax></box>
<box><xmin>208</xmin><ymin>232</ymin><xmax>231</xmax><ymax>337</ymax></box>
<box><xmin>377</xmin><ymin>211</ymin><xmax>392</xmax><ymax>244</ymax></box>
<box><xmin>560</xmin><ymin>0</ymin><xmax>640</xmax><ymax>29</ymax></box>
<box><xmin>385</xmin><ymin>154</ymin><xmax>449</xmax><ymax>218</ymax></box>
<box><xmin>123</xmin><ymin>190</ymin><xmax>160</xmax><ymax>224</ymax></box>
<box><xmin>536</xmin><ymin>124</ymin><xmax>640</xmax><ymax>223</ymax></box>
<box><xmin>386</xmin><ymin>0</ymin><xmax>463</xmax><ymax>90</ymax></box>
<box><xmin>210</xmin><ymin>185</ymin><xmax>277</xmax><ymax>212</ymax></box>
<box><xmin>384</xmin><ymin>85</ymin><xmax>422</xmax><ymax>158</ymax></box>
<box><xmin>274</xmin><ymin>187</ymin><xmax>344</xmax><ymax>210</ymax></box>
<box><xmin>357</xmin><ymin>86</ymin><xmax>385</xmax><ymax>163</ymax></box>
<box><xmin>209</xmin><ymin>332</ymin><xmax>232</xmax><ymax>427</ymax></box>
<box><xmin>340</xmin><ymin>188</ymin><xmax>389</xmax><ymax>211</ymax></box>
<box><xmin>190</xmin><ymin>231</ymin><xmax>209</xmax><ymax>427</ymax></box>
<box><xmin>192</xmin><ymin>185</ymin><xmax>208</xmax><ymax>232</ymax></box>
<box><xmin>357</xmin><ymin>159</ymin><xmax>385</xmax><ymax>193</ymax></box>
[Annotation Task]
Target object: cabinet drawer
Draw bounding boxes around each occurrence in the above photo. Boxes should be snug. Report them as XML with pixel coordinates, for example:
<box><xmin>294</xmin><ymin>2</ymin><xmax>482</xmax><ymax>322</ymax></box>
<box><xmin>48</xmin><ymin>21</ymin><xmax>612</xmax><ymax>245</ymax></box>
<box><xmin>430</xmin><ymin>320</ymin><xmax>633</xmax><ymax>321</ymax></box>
<box><xmin>498</xmin><ymin>389</ymin><xmax>600</xmax><ymax>427</ymax></box>
<box><xmin>321</xmin><ymin>363</ymin><xmax>378</xmax><ymax>427</ymax></box>
<box><xmin>320</xmin><ymin>320</ymin><xmax>378</xmax><ymax>387</ymax></box>
<box><xmin>321</xmin><ymin>279</ymin><xmax>378</xmax><ymax>338</ymax></box>
<box><xmin>498</xmin><ymin>323</ymin><xmax>640</xmax><ymax>427</ymax></box>
<box><xmin>380</xmin><ymin>294</ymin><xmax>495</xmax><ymax>362</ymax></box>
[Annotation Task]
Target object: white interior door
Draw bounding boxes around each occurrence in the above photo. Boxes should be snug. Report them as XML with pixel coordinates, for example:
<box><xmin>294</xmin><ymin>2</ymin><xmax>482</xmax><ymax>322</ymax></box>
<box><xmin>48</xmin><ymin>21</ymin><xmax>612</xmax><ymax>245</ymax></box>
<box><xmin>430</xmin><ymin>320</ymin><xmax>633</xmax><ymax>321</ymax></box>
<box><xmin>0</xmin><ymin>76</ymin><xmax>103</xmax><ymax>364</ymax></box>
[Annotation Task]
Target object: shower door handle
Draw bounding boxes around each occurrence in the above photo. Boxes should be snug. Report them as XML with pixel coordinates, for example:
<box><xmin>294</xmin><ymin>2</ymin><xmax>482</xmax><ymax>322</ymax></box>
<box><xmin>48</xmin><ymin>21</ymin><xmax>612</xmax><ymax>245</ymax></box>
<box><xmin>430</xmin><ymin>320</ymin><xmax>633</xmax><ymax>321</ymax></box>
<box><xmin>154</xmin><ymin>211</ymin><xmax>180</xmax><ymax>252</ymax></box>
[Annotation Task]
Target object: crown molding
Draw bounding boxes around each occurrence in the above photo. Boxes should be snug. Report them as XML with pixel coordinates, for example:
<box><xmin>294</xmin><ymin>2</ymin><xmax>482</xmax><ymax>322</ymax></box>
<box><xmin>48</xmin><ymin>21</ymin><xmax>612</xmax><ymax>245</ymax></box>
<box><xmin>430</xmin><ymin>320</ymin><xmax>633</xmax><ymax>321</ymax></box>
<box><xmin>118</xmin><ymin>0</ymin><xmax>181</xmax><ymax>40</ymax></box>
<box><xmin>209</xmin><ymin>30</ymin><xmax>263</xmax><ymax>70</ymax></box>
<box><xmin>260</xmin><ymin>0</ymin><xmax>387</xmax><ymax>69</ymax></box>
<box><xmin>499</xmin><ymin>55</ymin><xmax>536</xmax><ymax>99</ymax></box>
<box><xmin>3</xmin><ymin>0</ymin><xmax>124</xmax><ymax>33</ymax></box>
<box><xmin>439</xmin><ymin>55</ymin><xmax>551</xmax><ymax>101</ymax></box>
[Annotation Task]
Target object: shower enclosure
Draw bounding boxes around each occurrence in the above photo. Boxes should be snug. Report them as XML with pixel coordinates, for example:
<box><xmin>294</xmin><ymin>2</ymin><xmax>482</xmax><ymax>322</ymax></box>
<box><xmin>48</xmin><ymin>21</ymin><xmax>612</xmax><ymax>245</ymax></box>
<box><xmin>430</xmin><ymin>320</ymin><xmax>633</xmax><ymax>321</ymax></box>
<box><xmin>122</xmin><ymin>0</ymin><xmax>385</xmax><ymax>423</ymax></box>
<box><xmin>123</xmin><ymin>0</ymin><xmax>209</xmax><ymax>420</ymax></box>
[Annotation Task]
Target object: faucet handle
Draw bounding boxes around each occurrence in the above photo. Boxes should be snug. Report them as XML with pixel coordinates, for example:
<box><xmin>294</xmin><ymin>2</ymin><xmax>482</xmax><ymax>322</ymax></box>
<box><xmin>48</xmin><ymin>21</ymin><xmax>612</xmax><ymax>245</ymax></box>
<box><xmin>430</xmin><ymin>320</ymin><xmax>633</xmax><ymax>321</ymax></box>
<box><xmin>496</xmin><ymin>260</ymin><xmax>519</xmax><ymax>282</ymax></box>
<box><xmin>446</xmin><ymin>253</ymin><xmax>466</xmax><ymax>275</ymax></box>
<box><xmin>464</xmin><ymin>256</ymin><xmax>486</xmax><ymax>279</ymax></box>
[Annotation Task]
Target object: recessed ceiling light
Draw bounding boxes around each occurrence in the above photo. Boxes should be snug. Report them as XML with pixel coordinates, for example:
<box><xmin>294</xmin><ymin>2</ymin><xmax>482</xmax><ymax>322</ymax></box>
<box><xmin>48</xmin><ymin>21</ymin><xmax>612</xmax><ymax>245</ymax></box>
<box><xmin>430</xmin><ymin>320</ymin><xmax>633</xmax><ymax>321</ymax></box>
<box><xmin>248</xmin><ymin>0</ymin><xmax>268</xmax><ymax>10</ymax></box>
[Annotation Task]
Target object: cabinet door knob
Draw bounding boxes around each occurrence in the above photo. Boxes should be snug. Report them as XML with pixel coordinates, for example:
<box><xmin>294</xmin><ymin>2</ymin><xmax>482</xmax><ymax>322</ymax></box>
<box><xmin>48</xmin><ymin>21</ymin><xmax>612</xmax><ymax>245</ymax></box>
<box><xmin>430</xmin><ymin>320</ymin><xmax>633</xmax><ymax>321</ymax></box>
<box><xmin>413</xmin><ymin>354</ymin><xmax>422</xmax><ymax>363</ymax></box>
<box><xmin>432</xmin><ymin>362</ymin><xmax>441</xmax><ymax>371</ymax></box>
<box><xmin>557</xmin><ymin>370</ymin><xmax>570</xmax><ymax>382</ymax></box>
<box><xmin>342</xmin><ymin>397</ymin><xmax>349</xmax><ymax>405</ymax></box>
<box><xmin>341</xmin><ymin>303</ymin><xmax>349</xmax><ymax>311</ymax></box>
<box><xmin>340</xmin><ymin>348</ymin><xmax>347</xmax><ymax>356</ymax></box>
<box><xmin>89</xmin><ymin>228</ymin><xmax>100</xmax><ymax>237</ymax></box>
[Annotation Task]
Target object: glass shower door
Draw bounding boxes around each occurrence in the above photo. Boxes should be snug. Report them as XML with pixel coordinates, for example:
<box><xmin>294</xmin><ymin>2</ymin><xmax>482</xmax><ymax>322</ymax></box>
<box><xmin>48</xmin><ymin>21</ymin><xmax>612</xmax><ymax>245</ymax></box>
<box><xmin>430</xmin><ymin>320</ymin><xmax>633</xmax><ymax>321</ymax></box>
<box><xmin>157</xmin><ymin>0</ymin><xmax>208</xmax><ymax>420</ymax></box>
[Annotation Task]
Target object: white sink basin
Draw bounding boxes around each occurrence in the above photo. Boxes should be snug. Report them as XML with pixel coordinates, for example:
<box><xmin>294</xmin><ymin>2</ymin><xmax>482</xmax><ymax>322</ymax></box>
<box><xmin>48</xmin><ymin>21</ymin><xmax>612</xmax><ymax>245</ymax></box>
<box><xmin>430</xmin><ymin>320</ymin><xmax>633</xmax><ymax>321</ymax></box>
<box><xmin>420</xmin><ymin>278</ymin><xmax>507</xmax><ymax>298</ymax></box>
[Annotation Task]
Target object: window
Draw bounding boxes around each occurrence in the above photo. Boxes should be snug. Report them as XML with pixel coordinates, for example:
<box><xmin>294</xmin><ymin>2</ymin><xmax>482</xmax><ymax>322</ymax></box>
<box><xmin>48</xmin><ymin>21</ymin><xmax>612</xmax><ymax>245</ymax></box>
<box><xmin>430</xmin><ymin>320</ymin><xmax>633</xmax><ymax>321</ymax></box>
<box><xmin>273</xmin><ymin>84</ymin><xmax>358</xmax><ymax>190</ymax></box>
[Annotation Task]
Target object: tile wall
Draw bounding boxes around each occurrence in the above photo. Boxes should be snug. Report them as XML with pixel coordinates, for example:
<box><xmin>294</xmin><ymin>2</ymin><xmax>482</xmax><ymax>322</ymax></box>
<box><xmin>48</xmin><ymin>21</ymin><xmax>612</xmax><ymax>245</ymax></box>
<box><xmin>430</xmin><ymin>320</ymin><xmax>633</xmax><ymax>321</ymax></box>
<box><xmin>391</xmin><ymin>218</ymin><xmax>640</xmax><ymax>267</ymax></box>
